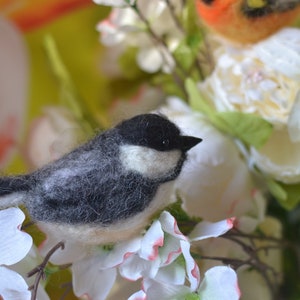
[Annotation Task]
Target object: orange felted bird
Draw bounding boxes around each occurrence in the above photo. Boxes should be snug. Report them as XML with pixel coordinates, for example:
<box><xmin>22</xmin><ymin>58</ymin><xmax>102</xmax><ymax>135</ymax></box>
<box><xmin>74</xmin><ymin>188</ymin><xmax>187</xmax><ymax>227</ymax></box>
<box><xmin>195</xmin><ymin>0</ymin><xmax>300</xmax><ymax>44</ymax></box>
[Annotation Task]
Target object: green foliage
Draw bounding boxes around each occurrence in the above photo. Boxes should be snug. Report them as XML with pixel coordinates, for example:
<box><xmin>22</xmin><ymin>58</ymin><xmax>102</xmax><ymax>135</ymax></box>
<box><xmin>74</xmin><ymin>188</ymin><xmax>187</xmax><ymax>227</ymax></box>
<box><xmin>185</xmin><ymin>293</ymin><xmax>200</xmax><ymax>300</ymax></box>
<box><xmin>43</xmin><ymin>35</ymin><xmax>95</xmax><ymax>133</ymax></box>
<box><xmin>267</xmin><ymin>179</ymin><xmax>300</xmax><ymax>210</ymax></box>
<box><xmin>215</xmin><ymin>111</ymin><xmax>273</xmax><ymax>149</ymax></box>
<box><xmin>152</xmin><ymin>73</ymin><xmax>186</xmax><ymax>99</ymax></box>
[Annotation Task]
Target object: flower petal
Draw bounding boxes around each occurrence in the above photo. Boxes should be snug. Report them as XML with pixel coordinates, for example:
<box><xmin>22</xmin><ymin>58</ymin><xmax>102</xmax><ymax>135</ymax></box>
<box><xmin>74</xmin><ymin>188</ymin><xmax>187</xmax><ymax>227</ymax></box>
<box><xmin>0</xmin><ymin>266</ymin><xmax>31</xmax><ymax>300</ymax></box>
<box><xmin>159</xmin><ymin>235</ymin><xmax>182</xmax><ymax>266</ymax></box>
<box><xmin>155</xmin><ymin>262</ymin><xmax>186</xmax><ymax>286</ymax></box>
<box><xmin>93</xmin><ymin>0</ymin><xmax>133</xmax><ymax>6</ymax></box>
<box><xmin>143</xmin><ymin>278</ymin><xmax>191</xmax><ymax>300</ymax></box>
<box><xmin>38</xmin><ymin>230</ymin><xmax>86</xmax><ymax>265</ymax></box>
<box><xmin>72</xmin><ymin>256</ymin><xmax>117</xmax><ymax>300</ymax></box>
<box><xmin>119</xmin><ymin>254</ymin><xmax>160</xmax><ymax>281</ymax></box>
<box><xmin>0</xmin><ymin>208</ymin><xmax>32</xmax><ymax>265</ymax></box>
<box><xmin>180</xmin><ymin>240</ymin><xmax>200</xmax><ymax>291</ymax></box>
<box><xmin>198</xmin><ymin>266</ymin><xmax>240</xmax><ymax>300</ymax></box>
<box><xmin>139</xmin><ymin>220</ymin><xmax>164</xmax><ymax>261</ymax></box>
<box><xmin>189</xmin><ymin>218</ymin><xmax>235</xmax><ymax>242</ymax></box>
<box><xmin>128</xmin><ymin>290</ymin><xmax>147</xmax><ymax>300</ymax></box>
<box><xmin>159</xmin><ymin>211</ymin><xmax>187</xmax><ymax>241</ymax></box>
<box><xmin>288</xmin><ymin>91</ymin><xmax>300</xmax><ymax>143</ymax></box>
<box><xmin>97</xmin><ymin>237</ymin><xmax>141</xmax><ymax>269</ymax></box>
<box><xmin>253</xmin><ymin>28</ymin><xmax>300</xmax><ymax>80</ymax></box>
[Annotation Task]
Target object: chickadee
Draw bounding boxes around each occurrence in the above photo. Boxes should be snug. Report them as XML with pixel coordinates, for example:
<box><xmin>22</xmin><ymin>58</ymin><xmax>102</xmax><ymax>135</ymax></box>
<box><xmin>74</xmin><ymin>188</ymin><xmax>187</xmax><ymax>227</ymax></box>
<box><xmin>0</xmin><ymin>114</ymin><xmax>201</xmax><ymax>245</ymax></box>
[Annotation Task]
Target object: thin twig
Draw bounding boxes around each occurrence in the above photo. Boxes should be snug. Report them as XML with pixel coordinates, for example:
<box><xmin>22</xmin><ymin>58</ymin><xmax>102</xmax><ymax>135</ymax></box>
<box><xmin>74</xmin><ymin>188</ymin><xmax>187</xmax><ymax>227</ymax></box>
<box><xmin>165</xmin><ymin>0</ymin><xmax>185</xmax><ymax>33</ymax></box>
<box><xmin>130</xmin><ymin>2</ymin><xmax>188</xmax><ymax>97</ymax></box>
<box><xmin>27</xmin><ymin>241</ymin><xmax>65</xmax><ymax>300</ymax></box>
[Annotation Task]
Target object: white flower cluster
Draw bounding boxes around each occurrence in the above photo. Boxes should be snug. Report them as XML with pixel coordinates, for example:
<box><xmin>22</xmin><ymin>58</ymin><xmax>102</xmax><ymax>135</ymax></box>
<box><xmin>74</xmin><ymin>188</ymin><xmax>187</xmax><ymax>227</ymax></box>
<box><xmin>96</xmin><ymin>0</ymin><xmax>183</xmax><ymax>73</ymax></box>
<box><xmin>40</xmin><ymin>211</ymin><xmax>239</xmax><ymax>300</ymax></box>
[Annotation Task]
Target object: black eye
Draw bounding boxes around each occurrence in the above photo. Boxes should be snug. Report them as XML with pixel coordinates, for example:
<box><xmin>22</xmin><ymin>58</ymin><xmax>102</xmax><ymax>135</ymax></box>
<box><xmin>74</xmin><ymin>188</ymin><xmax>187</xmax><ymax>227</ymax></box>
<box><xmin>162</xmin><ymin>139</ymin><xmax>170</xmax><ymax>147</ymax></box>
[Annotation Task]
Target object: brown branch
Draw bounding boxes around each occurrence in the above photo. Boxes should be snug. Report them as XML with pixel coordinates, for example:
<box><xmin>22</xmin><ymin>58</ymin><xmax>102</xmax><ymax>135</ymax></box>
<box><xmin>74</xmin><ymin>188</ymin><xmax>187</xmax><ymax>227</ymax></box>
<box><xmin>27</xmin><ymin>241</ymin><xmax>65</xmax><ymax>300</ymax></box>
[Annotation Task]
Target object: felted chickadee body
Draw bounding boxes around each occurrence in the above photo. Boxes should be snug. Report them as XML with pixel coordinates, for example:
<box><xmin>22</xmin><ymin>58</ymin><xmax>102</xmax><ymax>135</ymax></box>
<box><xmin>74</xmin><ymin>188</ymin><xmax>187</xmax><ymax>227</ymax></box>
<box><xmin>0</xmin><ymin>114</ymin><xmax>201</xmax><ymax>245</ymax></box>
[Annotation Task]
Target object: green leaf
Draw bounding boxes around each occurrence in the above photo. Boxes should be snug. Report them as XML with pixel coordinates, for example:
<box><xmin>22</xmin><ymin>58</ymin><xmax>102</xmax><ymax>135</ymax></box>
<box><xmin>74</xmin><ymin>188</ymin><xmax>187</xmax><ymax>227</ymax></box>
<box><xmin>185</xmin><ymin>78</ymin><xmax>213</xmax><ymax>116</ymax></box>
<box><xmin>267</xmin><ymin>179</ymin><xmax>300</xmax><ymax>210</ymax></box>
<box><xmin>173</xmin><ymin>34</ymin><xmax>203</xmax><ymax>72</ymax></box>
<box><xmin>182</xmin><ymin>0</ymin><xmax>204</xmax><ymax>37</ymax></box>
<box><xmin>173</xmin><ymin>42</ymin><xmax>195</xmax><ymax>71</ymax></box>
<box><xmin>44</xmin><ymin>35</ymin><xmax>82</xmax><ymax>119</ymax></box>
<box><xmin>43</xmin><ymin>35</ymin><xmax>94</xmax><ymax>133</ymax></box>
<box><xmin>185</xmin><ymin>293</ymin><xmax>200</xmax><ymax>300</ymax></box>
<box><xmin>153</xmin><ymin>74</ymin><xmax>186</xmax><ymax>99</ymax></box>
<box><xmin>267</xmin><ymin>179</ymin><xmax>288</xmax><ymax>202</ymax></box>
<box><xmin>216</xmin><ymin>111</ymin><xmax>273</xmax><ymax>148</ymax></box>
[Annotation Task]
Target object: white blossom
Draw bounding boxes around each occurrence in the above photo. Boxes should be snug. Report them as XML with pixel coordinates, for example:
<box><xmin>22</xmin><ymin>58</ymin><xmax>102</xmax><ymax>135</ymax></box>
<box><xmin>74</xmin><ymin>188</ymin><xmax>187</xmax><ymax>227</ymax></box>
<box><xmin>96</xmin><ymin>0</ymin><xmax>183</xmax><ymax>73</ymax></box>
<box><xmin>39</xmin><ymin>211</ymin><xmax>236</xmax><ymax>299</ymax></box>
<box><xmin>0</xmin><ymin>208</ymin><xmax>32</xmax><ymax>300</ymax></box>
<box><xmin>199</xmin><ymin>28</ymin><xmax>300</xmax><ymax>183</ymax></box>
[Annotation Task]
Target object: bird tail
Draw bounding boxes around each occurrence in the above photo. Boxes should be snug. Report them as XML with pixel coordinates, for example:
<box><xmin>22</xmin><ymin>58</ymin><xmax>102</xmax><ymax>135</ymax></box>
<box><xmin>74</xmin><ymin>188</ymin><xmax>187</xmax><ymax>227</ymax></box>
<box><xmin>0</xmin><ymin>175</ymin><xmax>30</xmax><ymax>208</ymax></box>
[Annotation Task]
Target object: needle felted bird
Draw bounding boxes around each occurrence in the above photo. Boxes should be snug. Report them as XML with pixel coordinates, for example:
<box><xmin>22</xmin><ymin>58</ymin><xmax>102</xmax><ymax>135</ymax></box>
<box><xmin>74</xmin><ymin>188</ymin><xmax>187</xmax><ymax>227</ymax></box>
<box><xmin>0</xmin><ymin>114</ymin><xmax>201</xmax><ymax>245</ymax></box>
<box><xmin>196</xmin><ymin>0</ymin><xmax>300</xmax><ymax>44</ymax></box>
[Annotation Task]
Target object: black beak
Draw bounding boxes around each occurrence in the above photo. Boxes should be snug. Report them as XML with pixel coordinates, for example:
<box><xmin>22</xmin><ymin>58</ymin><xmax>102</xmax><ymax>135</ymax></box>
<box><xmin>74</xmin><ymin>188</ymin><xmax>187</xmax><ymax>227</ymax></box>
<box><xmin>179</xmin><ymin>136</ymin><xmax>202</xmax><ymax>152</ymax></box>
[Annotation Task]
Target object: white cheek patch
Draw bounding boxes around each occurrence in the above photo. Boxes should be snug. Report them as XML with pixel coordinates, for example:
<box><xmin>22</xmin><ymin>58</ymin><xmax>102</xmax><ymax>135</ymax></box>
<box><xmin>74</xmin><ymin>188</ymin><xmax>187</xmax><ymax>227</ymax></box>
<box><xmin>119</xmin><ymin>145</ymin><xmax>181</xmax><ymax>179</ymax></box>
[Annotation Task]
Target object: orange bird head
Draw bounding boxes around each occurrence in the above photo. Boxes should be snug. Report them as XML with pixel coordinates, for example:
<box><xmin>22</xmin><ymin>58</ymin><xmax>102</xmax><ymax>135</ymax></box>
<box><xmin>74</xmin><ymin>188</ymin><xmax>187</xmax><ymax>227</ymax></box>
<box><xmin>195</xmin><ymin>0</ymin><xmax>300</xmax><ymax>44</ymax></box>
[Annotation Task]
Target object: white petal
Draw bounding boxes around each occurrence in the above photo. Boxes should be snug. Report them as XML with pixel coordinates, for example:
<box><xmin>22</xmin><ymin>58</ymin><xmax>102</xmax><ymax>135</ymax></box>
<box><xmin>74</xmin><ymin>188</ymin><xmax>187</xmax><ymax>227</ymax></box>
<box><xmin>72</xmin><ymin>256</ymin><xmax>117</xmax><ymax>300</ymax></box>
<box><xmin>9</xmin><ymin>247</ymin><xmax>50</xmax><ymax>300</ymax></box>
<box><xmin>97</xmin><ymin>237</ymin><xmax>141</xmax><ymax>269</ymax></box>
<box><xmin>128</xmin><ymin>290</ymin><xmax>147</xmax><ymax>300</ymax></box>
<box><xmin>155</xmin><ymin>262</ymin><xmax>186</xmax><ymax>285</ymax></box>
<box><xmin>288</xmin><ymin>91</ymin><xmax>300</xmax><ymax>142</ymax></box>
<box><xmin>38</xmin><ymin>231</ymin><xmax>86</xmax><ymax>265</ymax></box>
<box><xmin>198</xmin><ymin>266</ymin><xmax>240</xmax><ymax>300</ymax></box>
<box><xmin>137</xmin><ymin>47</ymin><xmax>163</xmax><ymax>73</ymax></box>
<box><xmin>254</xmin><ymin>28</ymin><xmax>300</xmax><ymax>80</ymax></box>
<box><xmin>0</xmin><ymin>266</ymin><xmax>31</xmax><ymax>300</ymax></box>
<box><xmin>250</xmin><ymin>128</ymin><xmax>300</xmax><ymax>184</ymax></box>
<box><xmin>159</xmin><ymin>211</ymin><xmax>187</xmax><ymax>241</ymax></box>
<box><xmin>143</xmin><ymin>278</ymin><xmax>191</xmax><ymax>300</ymax></box>
<box><xmin>159</xmin><ymin>235</ymin><xmax>182</xmax><ymax>266</ymax></box>
<box><xmin>119</xmin><ymin>254</ymin><xmax>160</xmax><ymax>281</ymax></box>
<box><xmin>189</xmin><ymin>218</ymin><xmax>235</xmax><ymax>242</ymax></box>
<box><xmin>0</xmin><ymin>208</ymin><xmax>32</xmax><ymax>265</ymax></box>
<box><xmin>180</xmin><ymin>240</ymin><xmax>200</xmax><ymax>291</ymax></box>
<box><xmin>93</xmin><ymin>0</ymin><xmax>130</xmax><ymax>6</ymax></box>
<box><xmin>139</xmin><ymin>220</ymin><xmax>164</xmax><ymax>261</ymax></box>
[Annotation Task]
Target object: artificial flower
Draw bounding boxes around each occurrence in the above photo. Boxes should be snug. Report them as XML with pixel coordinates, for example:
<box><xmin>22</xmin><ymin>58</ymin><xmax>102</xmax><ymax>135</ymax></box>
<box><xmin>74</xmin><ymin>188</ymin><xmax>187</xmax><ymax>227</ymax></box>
<box><xmin>96</xmin><ymin>0</ymin><xmax>183</xmax><ymax>73</ymax></box>
<box><xmin>0</xmin><ymin>208</ymin><xmax>32</xmax><ymax>300</ymax></box>
<box><xmin>39</xmin><ymin>211</ymin><xmax>236</xmax><ymax>299</ymax></box>
<box><xmin>0</xmin><ymin>17</ymin><xmax>28</xmax><ymax>169</ymax></box>
<box><xmin>159</xmin><ymin>97</ymin><xmax>266</xmax><ymax>232</ymax></box>
<box><xmin>199</xmin><ymin>28</ymin><xmax>300</xmax><ymax>184</ymax></box>
<box><xmin>200</xmin><ymin>28</ymin><xmax>300</xmax><ymax>128</ymax></box>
